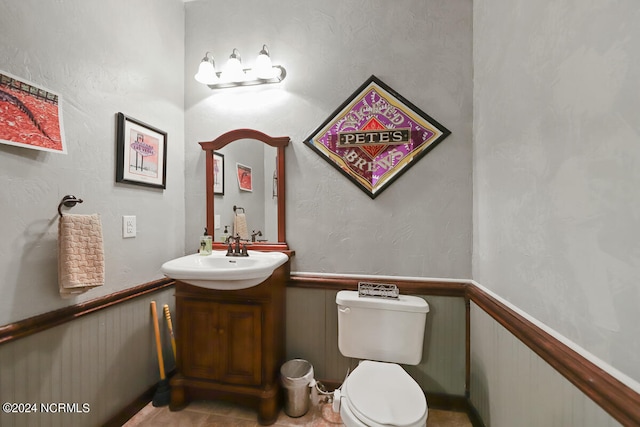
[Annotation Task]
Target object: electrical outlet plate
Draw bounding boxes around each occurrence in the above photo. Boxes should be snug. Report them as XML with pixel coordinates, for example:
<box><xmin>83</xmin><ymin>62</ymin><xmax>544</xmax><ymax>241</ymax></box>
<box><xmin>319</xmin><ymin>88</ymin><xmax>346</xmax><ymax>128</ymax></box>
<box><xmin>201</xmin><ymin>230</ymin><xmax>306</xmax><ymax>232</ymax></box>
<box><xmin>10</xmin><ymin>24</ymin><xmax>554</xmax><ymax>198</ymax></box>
<box><xmin>123</xmin><ymin>215</ymin><xmax>136</xmax><ymax>238</ymax></box>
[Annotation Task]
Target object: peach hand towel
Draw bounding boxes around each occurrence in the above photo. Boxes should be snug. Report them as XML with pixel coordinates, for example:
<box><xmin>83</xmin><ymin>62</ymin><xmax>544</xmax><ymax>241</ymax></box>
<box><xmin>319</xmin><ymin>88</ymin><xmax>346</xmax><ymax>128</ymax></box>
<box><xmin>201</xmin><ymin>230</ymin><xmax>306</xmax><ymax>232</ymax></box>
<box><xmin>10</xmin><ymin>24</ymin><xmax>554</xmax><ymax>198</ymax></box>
<box><xmin>233</xmin><ymin>213</ymin><xmax>249</xmax><ymax>240</ymax></box>
<box><xmin>58</xmin><ymin>214</ymin><xmax>105</xmax><ymax>298</ymax></box>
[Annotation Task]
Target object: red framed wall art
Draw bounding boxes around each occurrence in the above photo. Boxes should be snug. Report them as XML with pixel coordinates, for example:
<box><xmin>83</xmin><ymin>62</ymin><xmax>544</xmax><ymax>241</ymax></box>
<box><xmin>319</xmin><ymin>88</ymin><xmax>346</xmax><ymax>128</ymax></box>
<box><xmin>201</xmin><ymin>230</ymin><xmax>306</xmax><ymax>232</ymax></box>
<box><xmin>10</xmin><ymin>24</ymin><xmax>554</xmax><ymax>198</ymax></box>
<box><xmin>0</xmin><ymin>71</ymin><xmax>66</xmax><ymax>154</ymax></box>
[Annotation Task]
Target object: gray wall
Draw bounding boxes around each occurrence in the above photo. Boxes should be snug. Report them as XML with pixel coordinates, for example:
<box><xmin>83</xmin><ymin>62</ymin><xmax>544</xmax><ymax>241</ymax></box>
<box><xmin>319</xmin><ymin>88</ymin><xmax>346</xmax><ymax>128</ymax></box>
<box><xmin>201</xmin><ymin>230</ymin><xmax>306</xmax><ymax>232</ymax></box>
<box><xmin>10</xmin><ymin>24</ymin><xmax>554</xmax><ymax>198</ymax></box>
<box><xmin>473</xmin><ymin>0</ymin><xmax>640</xmax><ymax>389</ymax></box>
<box><xmin>0</xmin><ymin>0</ymin><xmax>186</xmax><ymax>325</ymax></box>
<box><xmin>184</xmin><ymin>0</ymin><xmax>473</xmax><ymax>278</ymax></box>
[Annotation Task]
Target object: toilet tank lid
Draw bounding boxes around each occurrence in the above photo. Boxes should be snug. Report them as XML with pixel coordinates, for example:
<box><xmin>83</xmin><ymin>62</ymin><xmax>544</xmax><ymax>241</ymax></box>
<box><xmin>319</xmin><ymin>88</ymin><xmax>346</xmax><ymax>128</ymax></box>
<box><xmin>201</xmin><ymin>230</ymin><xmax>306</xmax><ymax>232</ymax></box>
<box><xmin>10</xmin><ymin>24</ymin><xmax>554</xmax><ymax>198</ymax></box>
<box><xmin>336</xmin><ymin>290</ymin><xmax>429</xmax><ymax>313</ymax></box>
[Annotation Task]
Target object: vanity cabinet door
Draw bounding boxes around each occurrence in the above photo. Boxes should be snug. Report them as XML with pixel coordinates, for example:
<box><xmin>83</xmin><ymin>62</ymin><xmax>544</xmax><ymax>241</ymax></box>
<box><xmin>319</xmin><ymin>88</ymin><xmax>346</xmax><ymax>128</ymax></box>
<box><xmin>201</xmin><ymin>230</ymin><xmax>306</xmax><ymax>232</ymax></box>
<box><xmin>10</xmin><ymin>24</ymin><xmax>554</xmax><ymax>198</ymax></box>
<box><xmin>179</xmin><ymin>298</ymin><xmax>219</xmax><ymax>380</ymax></box>
<box><xmin>177</xmin><ymin>297</ymin><xmax>263</xmax><ymax>385</ymax></box>
<box><xmin>217</xmin><ymin>302</ymin><xmax>263</xmax><ymax>386</ymax></box>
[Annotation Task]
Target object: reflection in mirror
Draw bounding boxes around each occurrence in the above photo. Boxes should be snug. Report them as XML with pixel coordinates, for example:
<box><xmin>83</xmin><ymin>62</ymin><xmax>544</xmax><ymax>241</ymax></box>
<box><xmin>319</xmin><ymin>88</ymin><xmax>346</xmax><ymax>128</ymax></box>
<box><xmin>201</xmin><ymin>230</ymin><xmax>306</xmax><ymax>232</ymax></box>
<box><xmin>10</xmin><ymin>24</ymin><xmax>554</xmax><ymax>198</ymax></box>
<box><xmin>200</xmin><ymin>129</ymin><xmax>289</xmax><ymax>251</ymax></box>
<box><xmin>214</xmin><ymin>139</ymin><xmax>276</xmax><ymax>242</ymax></box>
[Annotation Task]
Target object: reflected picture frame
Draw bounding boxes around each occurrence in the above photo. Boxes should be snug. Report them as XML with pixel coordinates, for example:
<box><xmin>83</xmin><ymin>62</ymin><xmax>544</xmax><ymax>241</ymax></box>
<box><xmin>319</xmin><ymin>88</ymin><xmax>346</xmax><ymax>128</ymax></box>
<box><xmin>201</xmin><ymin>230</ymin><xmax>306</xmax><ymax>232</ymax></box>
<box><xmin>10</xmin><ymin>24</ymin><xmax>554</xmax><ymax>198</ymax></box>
<box><xmin>116</xmin><ymin>112</ymin><xmax>167</xmax><ymax>189</ymax></box>
<box><xmin>236</xmin><ymin>163</ymin><xmax>252</xmax><ymax>192</ymax></box>
<box><xmin>213</xmin><ymin>152</ymin><xmax>224</xmax><ymax>195</ymax></box>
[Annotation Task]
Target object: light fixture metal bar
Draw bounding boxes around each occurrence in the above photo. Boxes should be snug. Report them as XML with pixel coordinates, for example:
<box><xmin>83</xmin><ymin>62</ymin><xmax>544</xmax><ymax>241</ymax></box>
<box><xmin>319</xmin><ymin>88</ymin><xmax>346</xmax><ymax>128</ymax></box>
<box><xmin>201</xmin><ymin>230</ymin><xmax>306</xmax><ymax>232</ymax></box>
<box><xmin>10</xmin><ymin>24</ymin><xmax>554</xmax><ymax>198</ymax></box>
<box><xmin>207</xmin><ymin>65</ymin><xmax>286</xmax><ymax>89</ymax></box>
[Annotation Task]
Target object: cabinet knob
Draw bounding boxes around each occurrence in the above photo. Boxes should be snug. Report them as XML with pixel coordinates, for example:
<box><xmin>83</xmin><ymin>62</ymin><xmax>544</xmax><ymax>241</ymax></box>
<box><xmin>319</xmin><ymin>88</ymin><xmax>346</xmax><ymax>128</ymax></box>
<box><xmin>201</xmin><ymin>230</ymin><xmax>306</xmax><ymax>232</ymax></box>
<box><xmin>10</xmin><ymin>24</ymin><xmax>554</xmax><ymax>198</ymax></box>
<box><xmin>219</xmin><ymin>329</ymin><xmax>224</xmax><ymax>334</ymax></box>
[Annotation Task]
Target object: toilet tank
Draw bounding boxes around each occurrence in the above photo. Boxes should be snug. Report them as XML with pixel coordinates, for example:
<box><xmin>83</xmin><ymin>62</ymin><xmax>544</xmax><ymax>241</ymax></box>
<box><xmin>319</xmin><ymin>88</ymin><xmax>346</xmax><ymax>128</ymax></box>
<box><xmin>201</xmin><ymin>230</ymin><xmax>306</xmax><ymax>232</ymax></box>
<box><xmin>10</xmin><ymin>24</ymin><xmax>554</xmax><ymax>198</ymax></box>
<box><xmin>336</xmin><ymin>290</ymin><xmax>429</xmax><ymax>365</ymax></box>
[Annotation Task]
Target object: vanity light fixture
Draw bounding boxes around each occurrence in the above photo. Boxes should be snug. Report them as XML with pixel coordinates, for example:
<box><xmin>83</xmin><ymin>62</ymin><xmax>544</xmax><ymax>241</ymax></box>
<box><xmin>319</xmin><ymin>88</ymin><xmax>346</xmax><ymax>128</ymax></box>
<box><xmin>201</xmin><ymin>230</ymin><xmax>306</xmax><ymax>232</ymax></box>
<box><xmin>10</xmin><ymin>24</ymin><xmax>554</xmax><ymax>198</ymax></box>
<box><xmin>194</xmin><ymin>45</ymin><xmax>286</xmax><ymax>89</ymax></box>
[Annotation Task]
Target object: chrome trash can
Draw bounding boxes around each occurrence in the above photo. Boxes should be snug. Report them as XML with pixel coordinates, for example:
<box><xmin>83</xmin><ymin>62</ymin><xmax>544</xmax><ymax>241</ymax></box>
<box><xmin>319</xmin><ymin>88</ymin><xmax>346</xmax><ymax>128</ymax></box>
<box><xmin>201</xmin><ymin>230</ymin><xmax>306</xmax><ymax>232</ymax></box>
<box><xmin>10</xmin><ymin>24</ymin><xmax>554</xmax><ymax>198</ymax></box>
<box><xmin>280</xmin><ymin>359</ymin><xmax>314</xmax><ymax>417</ymax></box>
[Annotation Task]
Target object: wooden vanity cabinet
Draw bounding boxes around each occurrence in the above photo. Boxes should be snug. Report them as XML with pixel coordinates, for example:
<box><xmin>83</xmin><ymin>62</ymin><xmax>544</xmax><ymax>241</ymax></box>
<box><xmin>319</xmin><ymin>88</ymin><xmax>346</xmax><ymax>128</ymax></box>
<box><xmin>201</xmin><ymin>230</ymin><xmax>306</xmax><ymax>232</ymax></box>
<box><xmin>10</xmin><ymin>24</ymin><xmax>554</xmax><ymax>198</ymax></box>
<box><xmin>169</xmin><ymin>260</ymin><xmax>289</xmax><ymax>425</ymax></box>
<box><xmin>179</xmin><ymin>299</ymin><xmax>263</xmax><ymax>384</ymax></box>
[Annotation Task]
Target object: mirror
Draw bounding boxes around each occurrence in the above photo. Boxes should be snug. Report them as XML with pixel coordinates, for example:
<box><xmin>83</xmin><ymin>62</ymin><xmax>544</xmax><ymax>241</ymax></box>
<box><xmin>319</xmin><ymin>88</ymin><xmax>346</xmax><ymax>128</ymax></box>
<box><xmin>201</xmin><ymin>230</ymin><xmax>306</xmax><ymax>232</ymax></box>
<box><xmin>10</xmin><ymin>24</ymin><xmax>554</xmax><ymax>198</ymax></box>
<box><xmin>200</xmin><ymin>129</ymin><xmax>290</xmax><ymax>251</ymax></box>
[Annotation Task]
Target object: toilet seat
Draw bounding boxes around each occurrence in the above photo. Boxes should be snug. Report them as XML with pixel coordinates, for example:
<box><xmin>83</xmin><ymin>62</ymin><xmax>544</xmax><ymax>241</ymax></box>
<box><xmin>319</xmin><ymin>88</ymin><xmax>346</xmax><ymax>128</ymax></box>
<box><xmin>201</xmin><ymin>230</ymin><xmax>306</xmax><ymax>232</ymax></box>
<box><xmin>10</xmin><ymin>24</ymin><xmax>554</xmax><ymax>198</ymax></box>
<box><xmin>342</xmin><ymin>361</ymin><xmax>427</xmax><ymax>427</ymax></box>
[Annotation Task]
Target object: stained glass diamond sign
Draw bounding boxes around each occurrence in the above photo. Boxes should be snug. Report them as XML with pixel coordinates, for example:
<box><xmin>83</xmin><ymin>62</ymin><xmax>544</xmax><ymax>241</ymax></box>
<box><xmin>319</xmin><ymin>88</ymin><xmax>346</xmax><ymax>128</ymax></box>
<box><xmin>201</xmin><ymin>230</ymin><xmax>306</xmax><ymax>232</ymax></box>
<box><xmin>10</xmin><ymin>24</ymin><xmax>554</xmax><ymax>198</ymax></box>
<box><xmin>305</xmin><ymin>75</ymin><xmax>450</xmax><ymax>198</ymax></box>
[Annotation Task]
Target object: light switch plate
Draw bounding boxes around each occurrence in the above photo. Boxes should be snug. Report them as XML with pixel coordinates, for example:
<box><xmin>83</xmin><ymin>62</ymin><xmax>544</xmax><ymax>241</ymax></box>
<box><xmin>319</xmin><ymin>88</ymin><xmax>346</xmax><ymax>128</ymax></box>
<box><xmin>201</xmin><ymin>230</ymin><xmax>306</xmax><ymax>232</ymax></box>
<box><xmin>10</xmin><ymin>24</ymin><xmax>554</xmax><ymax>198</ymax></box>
<box><xmin>214</xmin><ymin>214</ymin><xmax>221</xmax><ymax>230</ymax></box>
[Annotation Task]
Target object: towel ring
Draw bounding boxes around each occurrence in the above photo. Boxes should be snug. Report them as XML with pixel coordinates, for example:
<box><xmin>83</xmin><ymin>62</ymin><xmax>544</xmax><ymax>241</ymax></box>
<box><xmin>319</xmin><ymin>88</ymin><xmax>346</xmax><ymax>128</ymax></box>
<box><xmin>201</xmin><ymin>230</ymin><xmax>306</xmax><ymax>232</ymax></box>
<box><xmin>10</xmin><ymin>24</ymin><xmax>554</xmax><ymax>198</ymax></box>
<box><xmin>233</xmin><ymin>205</ymin><xmax>245</xmax><ymax>214</ymax></box>
<box><xmin>58</xmin><ymin>195</ymin><xmax>84</xmax><ymax>217</ymax></box>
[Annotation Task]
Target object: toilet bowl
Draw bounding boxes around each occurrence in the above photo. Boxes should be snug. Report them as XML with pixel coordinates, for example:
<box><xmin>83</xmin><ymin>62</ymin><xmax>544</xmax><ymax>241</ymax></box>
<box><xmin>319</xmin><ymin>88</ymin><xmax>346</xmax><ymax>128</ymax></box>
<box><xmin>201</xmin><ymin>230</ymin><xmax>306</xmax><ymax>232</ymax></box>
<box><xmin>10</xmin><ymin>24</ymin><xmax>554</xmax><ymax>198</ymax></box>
<box><xmin>340</xmin><ymin>361</ymin><xmax>427</xmax><ymax>427</ymax></box>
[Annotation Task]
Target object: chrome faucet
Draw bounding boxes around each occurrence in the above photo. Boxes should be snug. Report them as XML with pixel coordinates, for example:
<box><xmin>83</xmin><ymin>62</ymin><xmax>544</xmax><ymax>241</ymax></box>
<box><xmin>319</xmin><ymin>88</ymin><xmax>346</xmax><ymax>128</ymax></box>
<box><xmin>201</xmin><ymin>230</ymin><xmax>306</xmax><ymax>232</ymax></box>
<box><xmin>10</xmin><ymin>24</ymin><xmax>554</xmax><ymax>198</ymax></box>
<box><xmin>226</xmin><ymin>234</ymin><xmax>249</xmax><ymax>257</ymax></box>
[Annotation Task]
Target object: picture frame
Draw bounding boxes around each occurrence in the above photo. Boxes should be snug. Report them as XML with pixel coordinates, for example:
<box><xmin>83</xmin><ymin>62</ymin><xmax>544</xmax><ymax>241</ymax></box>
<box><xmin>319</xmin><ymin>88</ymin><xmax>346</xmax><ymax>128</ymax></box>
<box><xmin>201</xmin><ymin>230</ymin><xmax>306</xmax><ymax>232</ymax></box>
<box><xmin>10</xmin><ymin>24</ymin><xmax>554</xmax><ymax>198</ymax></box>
<box><xmin>305</xmin><ymin>75</ymin><xmax>450</xmax><ymax>199</ymax></box>
<box><xmin>116</xmin><ymin>112</ymin><xmax>167</xmax><ymax>189</ymax></box>
<box><xmin>213</xmin><ymin>152</ymin><xmax>224</xmax><ymax>195</ymax></box>
<box><xmin>236</xmin><ymin>163</ymin><xmax>253</xmax><ymax>192</ymax></box>
<box><xmin>0</xmin><ymin>71</ymin><xmax>67</xmax><ymax>154</ymax></box>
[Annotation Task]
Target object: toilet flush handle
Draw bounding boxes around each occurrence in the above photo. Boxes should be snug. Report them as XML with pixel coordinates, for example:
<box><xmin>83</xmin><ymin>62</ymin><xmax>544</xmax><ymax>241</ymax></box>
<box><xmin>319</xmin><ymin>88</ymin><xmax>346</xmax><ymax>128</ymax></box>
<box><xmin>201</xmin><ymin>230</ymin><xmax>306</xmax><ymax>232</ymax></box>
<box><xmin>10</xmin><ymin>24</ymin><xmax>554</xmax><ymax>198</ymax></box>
<box><xmin>338</xmin><ymin>306</ymin><xmax>351</xmax><ymax>314</ymax></box>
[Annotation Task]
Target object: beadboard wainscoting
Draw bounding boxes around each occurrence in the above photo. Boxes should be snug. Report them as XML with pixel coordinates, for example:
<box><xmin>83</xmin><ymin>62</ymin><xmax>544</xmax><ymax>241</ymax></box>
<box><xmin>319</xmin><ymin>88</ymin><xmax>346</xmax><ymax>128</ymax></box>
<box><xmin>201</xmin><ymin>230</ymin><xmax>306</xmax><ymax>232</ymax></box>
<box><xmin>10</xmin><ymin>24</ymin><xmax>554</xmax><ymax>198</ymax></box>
<box><xmin>285</xmin><ymin>287</ymin><xmax>467</xmax><ymax>397</ymax></box>
<box><xmin>0</xmin><ymin>280</ymin><xmax>175</xmax><ymax>427</ymax></box>
<box><xmin>470</xmin><ymin>304</ymin><xmax>624</xmax><ymax>427</ymax></box>
<box><xmin>2</xmin><ymin>274</ymin><xmax>639</xmax><ymax>427</ymax></box>
<box><xmin>468</xmin><ymin>283</ymin><xmax>640</xmax><ymax>427</ymax></box>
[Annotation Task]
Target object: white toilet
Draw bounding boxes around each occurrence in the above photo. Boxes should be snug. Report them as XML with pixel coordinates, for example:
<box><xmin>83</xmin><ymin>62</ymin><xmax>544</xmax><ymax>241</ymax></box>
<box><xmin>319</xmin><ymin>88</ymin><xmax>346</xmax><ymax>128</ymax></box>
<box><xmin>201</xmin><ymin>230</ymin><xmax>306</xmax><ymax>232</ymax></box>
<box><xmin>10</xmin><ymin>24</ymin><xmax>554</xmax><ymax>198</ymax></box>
<box><xmin>336</xmin><ymin>290</ymin><xmax>430</xmax><ymax>427</ymax></box>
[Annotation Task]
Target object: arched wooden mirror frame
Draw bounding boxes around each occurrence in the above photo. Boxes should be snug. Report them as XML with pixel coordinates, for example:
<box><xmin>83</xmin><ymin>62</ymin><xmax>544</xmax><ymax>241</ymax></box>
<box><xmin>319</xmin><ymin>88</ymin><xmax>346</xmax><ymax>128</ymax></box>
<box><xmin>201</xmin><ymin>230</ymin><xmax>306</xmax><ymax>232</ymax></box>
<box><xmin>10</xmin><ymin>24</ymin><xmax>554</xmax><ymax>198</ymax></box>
<box><xmin>200</xmin><ymin>129</ymin><xmax>290</xmax><ymax>251</ymax></box>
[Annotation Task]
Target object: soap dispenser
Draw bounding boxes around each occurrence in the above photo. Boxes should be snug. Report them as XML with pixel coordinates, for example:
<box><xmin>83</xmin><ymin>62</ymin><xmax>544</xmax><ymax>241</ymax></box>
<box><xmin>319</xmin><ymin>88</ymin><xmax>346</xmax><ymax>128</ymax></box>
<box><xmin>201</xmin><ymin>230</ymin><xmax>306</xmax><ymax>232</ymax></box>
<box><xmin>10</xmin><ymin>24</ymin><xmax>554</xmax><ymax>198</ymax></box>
<box><xmin>200</xmin><ymin>227</ymin><xmax>212</xmax><ymax>255</ymax></box>
<box><xmin>220</xmin><ymin>225</ymin><xmax>230</xmax><ymax>243</ymax></box>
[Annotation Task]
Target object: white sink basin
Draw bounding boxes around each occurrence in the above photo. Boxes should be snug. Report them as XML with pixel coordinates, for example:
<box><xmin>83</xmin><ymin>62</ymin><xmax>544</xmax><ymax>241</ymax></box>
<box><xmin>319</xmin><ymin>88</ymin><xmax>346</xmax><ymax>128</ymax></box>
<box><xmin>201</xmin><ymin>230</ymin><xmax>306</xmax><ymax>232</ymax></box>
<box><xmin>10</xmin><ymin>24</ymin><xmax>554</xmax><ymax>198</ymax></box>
<box><xmin>161</xmin><ymin>250</ymin><xmax>288</xmax><ymax>290</ymax></box>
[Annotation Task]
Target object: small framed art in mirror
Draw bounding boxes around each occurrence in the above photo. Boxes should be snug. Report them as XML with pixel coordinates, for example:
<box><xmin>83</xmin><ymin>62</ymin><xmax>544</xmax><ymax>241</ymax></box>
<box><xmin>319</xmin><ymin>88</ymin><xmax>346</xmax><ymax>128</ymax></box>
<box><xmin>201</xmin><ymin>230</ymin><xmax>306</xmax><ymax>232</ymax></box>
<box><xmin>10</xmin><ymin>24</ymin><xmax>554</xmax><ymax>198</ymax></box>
<box><xmin>213</xmin><ymin>152</ymin><xmax>224</xmax><ymax>195</ymax></box>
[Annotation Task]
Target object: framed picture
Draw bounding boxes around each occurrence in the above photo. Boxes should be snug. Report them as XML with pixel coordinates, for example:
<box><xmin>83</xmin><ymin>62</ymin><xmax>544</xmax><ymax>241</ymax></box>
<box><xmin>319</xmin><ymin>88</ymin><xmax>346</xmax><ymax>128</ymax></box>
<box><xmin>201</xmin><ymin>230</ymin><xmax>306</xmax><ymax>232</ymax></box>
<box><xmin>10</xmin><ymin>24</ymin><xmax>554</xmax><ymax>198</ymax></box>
<box><xmin>0</xmin><ymin>71</ymin><xmax>66</xmax><ymax>154</ymax></box>
<box><xmin>213</xmin><ymin>152</ymin><xmax>224</xmax><ymax>195</ymax></box>
<box><xmin>116</xmin><ymin>112</ymin><xmax>167</xmax><ymax>189</ymax></box>
<box><xmin>236</xmin><ymin>163</ymin><xmax>252</xmax><ymax>192</ymax></box>
<box><xmin>305</xmin><ymin>75</ymin><xmax>450</xmax><ymax>199</ymax></box>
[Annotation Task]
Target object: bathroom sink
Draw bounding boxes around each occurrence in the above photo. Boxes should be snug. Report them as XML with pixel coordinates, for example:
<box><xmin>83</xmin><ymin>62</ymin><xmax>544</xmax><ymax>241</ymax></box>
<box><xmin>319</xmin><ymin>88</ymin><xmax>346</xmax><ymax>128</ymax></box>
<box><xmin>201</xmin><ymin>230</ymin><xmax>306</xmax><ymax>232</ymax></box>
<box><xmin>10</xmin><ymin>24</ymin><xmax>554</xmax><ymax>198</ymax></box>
<box><xmin>160</xmin><ymin>250</ymin><xmax>288</xmax><ymax>290</ymax></box>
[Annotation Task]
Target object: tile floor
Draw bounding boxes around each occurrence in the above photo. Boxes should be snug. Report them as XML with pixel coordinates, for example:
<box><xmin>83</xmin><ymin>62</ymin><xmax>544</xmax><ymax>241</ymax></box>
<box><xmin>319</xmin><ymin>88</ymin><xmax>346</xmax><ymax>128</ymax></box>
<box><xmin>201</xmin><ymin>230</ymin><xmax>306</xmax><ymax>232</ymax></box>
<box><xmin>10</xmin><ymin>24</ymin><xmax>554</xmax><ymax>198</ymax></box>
<box><xmin>123</xmin><ymin>399</ymin><xmax>473</xmax><ymax>427</ymax></box>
